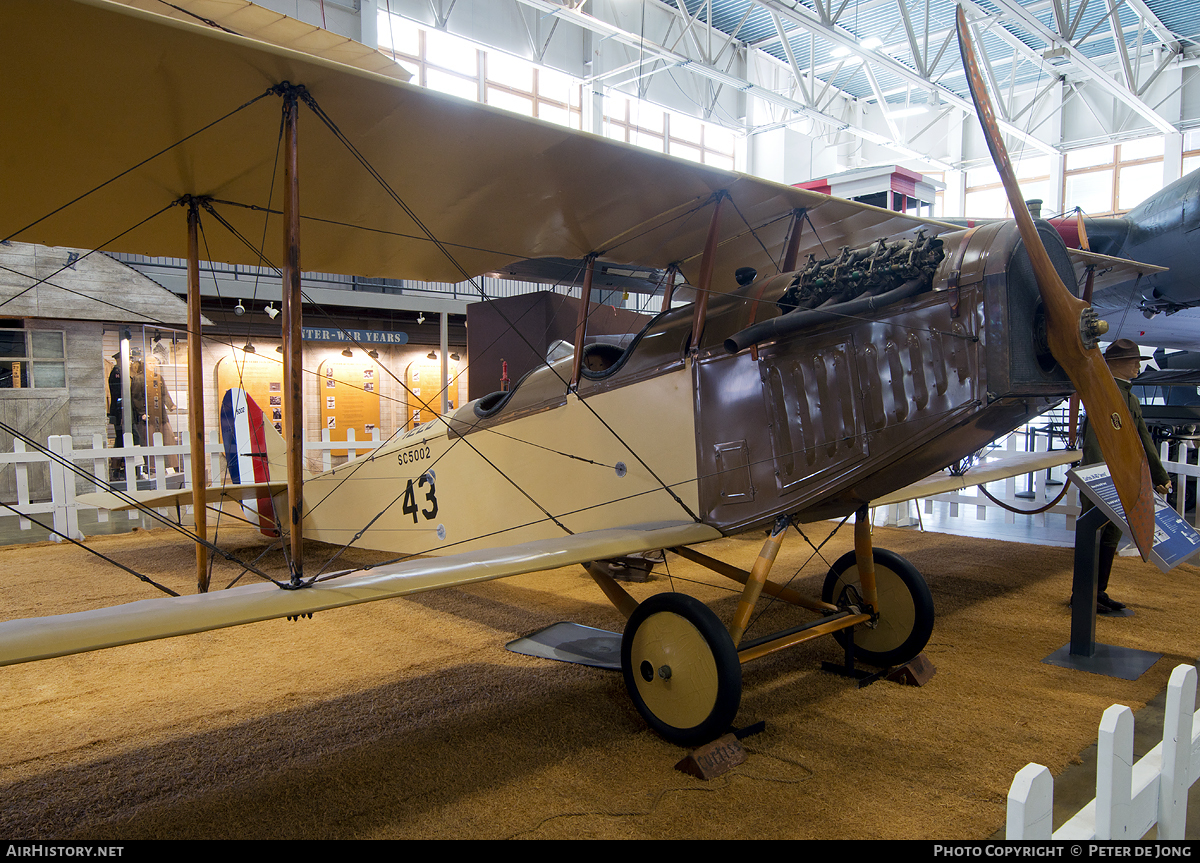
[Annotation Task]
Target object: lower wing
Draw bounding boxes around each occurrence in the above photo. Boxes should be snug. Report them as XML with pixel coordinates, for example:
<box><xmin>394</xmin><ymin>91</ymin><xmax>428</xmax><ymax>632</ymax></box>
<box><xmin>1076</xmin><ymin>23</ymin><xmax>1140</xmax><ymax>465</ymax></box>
<box><xmin>0</xmin><ymin>520</ymin><xmax>718</xmax><ymax>666</ymax></box>
<box><xmin>872</xmin><ymin>449</ymin><xmax>1081</xmax><ymax>507</ymax></box>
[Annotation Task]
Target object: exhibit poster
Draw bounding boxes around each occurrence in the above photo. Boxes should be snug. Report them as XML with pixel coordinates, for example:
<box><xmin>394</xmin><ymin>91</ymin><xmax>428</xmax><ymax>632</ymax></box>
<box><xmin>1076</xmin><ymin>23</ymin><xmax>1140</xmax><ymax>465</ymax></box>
<box><xmin>317</xmin><ymin>358</ymin><xmax>381</xmax><ymax>455</ymax></box>
<box><xmin>1070</xmin><ymin>464</ymin><xmax>1200</xmax><ymax>571</ymax></box>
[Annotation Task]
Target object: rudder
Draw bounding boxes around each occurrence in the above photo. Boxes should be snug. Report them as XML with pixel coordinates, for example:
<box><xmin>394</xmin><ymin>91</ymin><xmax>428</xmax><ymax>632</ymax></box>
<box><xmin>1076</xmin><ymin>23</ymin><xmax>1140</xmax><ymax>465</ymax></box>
<box><xmin>219</xmin><ymin>389</ymin><xmax>291</xmax><ymax>537</ymax></box>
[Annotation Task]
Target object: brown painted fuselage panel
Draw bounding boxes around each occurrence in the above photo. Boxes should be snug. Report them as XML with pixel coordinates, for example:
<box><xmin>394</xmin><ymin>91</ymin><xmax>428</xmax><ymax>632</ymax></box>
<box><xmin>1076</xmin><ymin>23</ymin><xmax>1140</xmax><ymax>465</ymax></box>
<box><xmin>695</xmin><ymin>220</ymin><xmax>1076</xmax><ymax>533</ymax></box>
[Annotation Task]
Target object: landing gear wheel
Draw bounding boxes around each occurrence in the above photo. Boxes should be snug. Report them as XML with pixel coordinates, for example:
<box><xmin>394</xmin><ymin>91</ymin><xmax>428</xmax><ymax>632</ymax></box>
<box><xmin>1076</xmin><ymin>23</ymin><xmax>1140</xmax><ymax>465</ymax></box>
<box><xmin>621</xmin><ymin>592</ymin><xmax>741</xmax><ymax>747</ymax></box>
<box><xmin>821</xmin><ymin>548</ymin><xmax>934</xmax><ymax>667</ymax></box>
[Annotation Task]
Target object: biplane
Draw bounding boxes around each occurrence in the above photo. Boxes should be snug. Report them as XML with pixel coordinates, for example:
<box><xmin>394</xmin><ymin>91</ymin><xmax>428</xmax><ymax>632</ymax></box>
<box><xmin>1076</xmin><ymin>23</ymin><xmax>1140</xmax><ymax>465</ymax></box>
<box><xmin>0</xmin><ymin>0</ymin><xmax>1164</xmax><ymax>746</ymax></box>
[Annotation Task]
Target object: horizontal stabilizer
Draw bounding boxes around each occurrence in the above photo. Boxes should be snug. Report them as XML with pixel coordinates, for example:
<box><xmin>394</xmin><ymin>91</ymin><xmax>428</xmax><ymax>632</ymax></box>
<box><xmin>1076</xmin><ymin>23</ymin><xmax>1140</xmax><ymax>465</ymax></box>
<box><xmin>1068</xmin><ymin>249</ymin><xmax>1167</xmax><ymax>294</ymax></box>
<box><xmin>871</xmin><ymin>449</ymin><xmax>1081</xmax><ymax>507</ymax></box>
<box><xmin>0</xmin><ymin>521</ymin><xmax>720</xmax><ymax>667</ymax></box>
<box><xmin>77</xmin><ymin>483</ymin><xmax>287</xmax><ymax>512</ymax></box>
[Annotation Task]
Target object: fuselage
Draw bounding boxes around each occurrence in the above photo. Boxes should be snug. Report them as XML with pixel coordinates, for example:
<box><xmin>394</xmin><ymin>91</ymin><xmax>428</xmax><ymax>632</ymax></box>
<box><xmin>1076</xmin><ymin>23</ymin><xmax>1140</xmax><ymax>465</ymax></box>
<box><xmin>298</xmin><ymin>220</ymin><xmax>1075</xmax><ymax>557</ymax></box>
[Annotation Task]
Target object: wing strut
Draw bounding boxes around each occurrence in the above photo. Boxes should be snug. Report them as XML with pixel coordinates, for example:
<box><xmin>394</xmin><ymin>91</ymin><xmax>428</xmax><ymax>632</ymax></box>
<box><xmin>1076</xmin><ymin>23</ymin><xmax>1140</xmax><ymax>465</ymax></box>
<box><xmin>690</xmin><ymin>193</ymin><xmax>726</xmax><ymax>348</ymax></box>
<box><xmin>185</xmin><ymin>197</ymin><xmax>209</xmax><ymax>592</ymax></box>
<box><xmin>569</xmin><ymin>253</ymin><xmax>598</xmax><ymax>389</ymax></box>
<box><xmin>281</xmin><ymin>84</ymin><xmax>305</xmax><ymax>584</ymax></box>
<box><xmin>781</xmin><ymin>208</ymin><xmax>806</xmax><ymax>273</ymax></box>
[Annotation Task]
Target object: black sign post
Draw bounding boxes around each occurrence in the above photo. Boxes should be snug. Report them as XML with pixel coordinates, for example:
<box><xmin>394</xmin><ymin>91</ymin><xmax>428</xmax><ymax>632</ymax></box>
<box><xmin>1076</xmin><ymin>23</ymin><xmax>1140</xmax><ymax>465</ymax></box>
<box><xmin>1042</xmin><ymin>465</ymin><xmax>1200</xmax><ymax>679</ymax></box>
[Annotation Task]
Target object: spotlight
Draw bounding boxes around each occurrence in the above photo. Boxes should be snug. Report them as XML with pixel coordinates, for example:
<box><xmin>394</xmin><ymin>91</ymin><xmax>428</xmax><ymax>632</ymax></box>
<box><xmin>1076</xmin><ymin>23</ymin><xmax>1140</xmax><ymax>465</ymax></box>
<box><xmin>265</xmin><ymin>303</ymin><xmax>279</xmax><ymax>320</ymax></box>
<box><xmin>342</xmin><ymin>348</ymin><xmax>353</xmax><ymax>358</ymax></box>
<box><xmin>243</xmin><ymin>342</ymin><xmax>256</xmax><ymax>353</ymax></box>
<box><xmin>276</xmin><ymin>345</ymin><xmax>283</xmax><ymax>354</ymax></box>
<box><xmin>234</xmin><ymin>301</ymin><xmax>246</xmax><ymax>316</ymax></box>
<box><xmin>368</xmin><ymin>349</ymin><xmax>379</xmax><ymax>360</ymax></box>
<box><xmin>427</xmin><ymin>350</ymin><xmax>437</xmax><ymax>361</ymax></box>
<box><xmin>416</xmin><ymin>313</ymin><xmax>426</xmax><ymax>325</ymax></box>
<box><xmin>450</xmin><ymin>352</ymin><xmax>460</xmax><ymax>362</ymax></box>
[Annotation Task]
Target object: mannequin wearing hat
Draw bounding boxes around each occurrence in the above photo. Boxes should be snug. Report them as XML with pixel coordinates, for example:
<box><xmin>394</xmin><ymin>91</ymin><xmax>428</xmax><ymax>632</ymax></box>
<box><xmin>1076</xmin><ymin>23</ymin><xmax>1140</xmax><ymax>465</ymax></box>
<box><xmin>1079</xmin><ymin>339</ymin><xmax>1172</xmax><ymax>613</ymax></box>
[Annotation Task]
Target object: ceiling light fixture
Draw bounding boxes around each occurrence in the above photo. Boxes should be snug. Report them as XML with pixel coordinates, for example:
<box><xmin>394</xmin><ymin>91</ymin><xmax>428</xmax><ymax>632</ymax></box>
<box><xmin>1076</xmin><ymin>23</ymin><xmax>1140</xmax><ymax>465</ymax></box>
<box><xmin>265</xmin><ymin>302</ymin><xmax>279</xmax><ymax>320</ymax></box>
<box><xmin>342</xmin><ymin>347</ymin><xmax>353</xmax><ymax>358</ymax></box>
<box><xmin>234</xmin><ymin>301</ymin><xmax>246</xmax><ymax>316</ymax></box>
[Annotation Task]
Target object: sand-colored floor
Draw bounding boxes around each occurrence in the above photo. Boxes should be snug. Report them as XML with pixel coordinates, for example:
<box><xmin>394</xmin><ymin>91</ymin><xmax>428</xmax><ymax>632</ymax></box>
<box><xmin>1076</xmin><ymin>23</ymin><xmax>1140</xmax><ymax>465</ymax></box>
<box><xmin>1</xmin><ymin>523</ymin><xmax>1196</xmax><ymax>838</ymax></box>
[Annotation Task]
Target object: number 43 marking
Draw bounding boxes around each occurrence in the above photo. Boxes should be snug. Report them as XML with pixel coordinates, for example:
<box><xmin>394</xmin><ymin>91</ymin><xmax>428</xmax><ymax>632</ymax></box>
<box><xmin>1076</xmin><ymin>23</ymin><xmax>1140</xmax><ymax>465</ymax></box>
<box><xmin>402</xmin><ymin>473</ymin><xmax>438</xmax><ymax>523</ymax></box>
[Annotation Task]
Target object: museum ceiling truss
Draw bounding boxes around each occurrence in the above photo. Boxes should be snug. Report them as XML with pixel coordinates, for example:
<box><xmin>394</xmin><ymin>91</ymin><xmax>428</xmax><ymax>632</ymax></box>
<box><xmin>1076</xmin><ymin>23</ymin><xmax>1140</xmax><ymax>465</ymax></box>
<box><xmin>482</xmin><ymin>0</ymin><xmax>1197</xmax><ymax>156</ymax></box>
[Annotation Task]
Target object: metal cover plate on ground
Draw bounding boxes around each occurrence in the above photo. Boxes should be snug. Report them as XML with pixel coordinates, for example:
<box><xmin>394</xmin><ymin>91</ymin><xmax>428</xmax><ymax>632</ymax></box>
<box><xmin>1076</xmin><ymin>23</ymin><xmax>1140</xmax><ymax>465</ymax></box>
<box><xmin>506</xmin><ymin>622</ymin><xmax>622</xmax><ymax>670</ymax></box>
<box><xmin>1043</xmin><ymin>642</ymin><xmax>1162</xmax><ymax>681</ymax></box>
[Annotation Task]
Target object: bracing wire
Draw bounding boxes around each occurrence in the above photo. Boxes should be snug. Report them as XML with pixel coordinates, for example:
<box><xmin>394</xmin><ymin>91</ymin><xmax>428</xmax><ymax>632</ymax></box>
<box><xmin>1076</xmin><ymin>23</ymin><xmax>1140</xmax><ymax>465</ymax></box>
<box><xmin>0</xmin><ymin>71</ymin><xmax>988</xmax><ymax>600</ymax></box>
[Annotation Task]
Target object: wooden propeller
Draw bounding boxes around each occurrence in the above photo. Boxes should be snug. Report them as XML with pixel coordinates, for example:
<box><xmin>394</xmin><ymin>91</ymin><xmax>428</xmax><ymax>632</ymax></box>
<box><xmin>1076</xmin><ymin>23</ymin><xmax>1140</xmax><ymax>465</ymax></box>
<box><xmin>956</xmin><ymin>7</ymin><xmax>1155</xmax><ymax>560</ymax></box>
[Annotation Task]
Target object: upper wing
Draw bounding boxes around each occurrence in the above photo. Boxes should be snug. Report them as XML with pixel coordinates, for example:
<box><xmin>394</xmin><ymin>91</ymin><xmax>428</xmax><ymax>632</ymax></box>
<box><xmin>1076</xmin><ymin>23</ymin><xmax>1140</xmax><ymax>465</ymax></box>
<box><xmin>111</xmin><ymin>0</ymin><xmax>413</xmax><ymax>82</ymax></box>
<box><xmin>4</xmin><ymin>0</ymin><xmax>955</xmax><ymax>289</ymax></box>
<box><xmin>871</xmin><ymin>449</ymin><xmax>1081</xmax><ymax>507</ymax></box>
<box><xmin>0</xmin><ymin>520</ymin><xmax>718</xmax><ymax>666</ymax></box>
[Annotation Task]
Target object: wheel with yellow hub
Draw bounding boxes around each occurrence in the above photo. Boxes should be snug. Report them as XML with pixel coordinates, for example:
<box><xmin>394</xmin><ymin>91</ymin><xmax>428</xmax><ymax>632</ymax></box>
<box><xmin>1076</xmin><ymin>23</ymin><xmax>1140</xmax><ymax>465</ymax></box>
<box><xmin>821</xmin><ymin>548</ymin><xmax>934</xmax><ymax>667</ymax></box>
<box><xmin>621</xmin><ymin>592</ymin><xmax>741</xmax><ymax>746</ymax></box>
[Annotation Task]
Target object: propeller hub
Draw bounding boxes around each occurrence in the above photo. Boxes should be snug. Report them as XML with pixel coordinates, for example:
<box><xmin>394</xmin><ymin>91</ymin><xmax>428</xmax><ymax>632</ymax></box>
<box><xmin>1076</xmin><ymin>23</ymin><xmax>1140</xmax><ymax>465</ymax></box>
<box><xmin>1080</xmin><ymin>307</ymin><xmax>1108</xmax><ymax>351</ymax></box>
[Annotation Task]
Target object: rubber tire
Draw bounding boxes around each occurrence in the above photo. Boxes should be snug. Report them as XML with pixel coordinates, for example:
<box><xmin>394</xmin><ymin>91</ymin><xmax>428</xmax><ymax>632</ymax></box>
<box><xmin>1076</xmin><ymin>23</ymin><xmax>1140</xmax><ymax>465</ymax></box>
<box><xmin>621</xmin><ymin>592</ymin><xmax>741</xmax><ymax>747</ymax></box>
<box><xmin>821</xmin><ymin>548</ymin><xmax>934</xmax><ymax>667</ymax></box>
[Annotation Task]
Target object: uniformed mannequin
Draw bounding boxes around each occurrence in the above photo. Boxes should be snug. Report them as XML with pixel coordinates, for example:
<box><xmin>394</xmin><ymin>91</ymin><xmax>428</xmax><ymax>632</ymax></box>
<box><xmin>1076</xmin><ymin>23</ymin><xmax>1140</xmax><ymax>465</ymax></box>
<box><xmin>1079</xmin><ymin>339</ymin><xmax>1172</xmax><ymax>612</ymax></box>
<box><xmin>128</xmin><ymin>355</ymin><xmax>147</xmax><ymax>446</ymax></box>
<box><xmin>143</xmin><ymin>356</ymin><xmax>178</xmax><ymax>469</ymax></box>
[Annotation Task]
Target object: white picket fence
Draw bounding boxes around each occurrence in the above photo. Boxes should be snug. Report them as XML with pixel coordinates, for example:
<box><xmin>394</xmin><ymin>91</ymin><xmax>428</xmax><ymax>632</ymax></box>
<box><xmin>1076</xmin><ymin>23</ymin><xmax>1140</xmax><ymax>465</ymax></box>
<box><xmin>4</xmin><ymin>424</ymin><xmax>1198</xmax><ymax>545</ymax></box>
<box><xmin>1008</xmin><ymin>663</ymin><xmax>1200</xmax><ymax>839</ymax></box>
<box><xmin>874</xmin><ymin>431</ymin><xmax>1200</xmax><ymax>541</ymax></box>
<box><xmin>0</xmin><ymin>427</ymin><xmax>382</xmax><ymax>541</ymax></box>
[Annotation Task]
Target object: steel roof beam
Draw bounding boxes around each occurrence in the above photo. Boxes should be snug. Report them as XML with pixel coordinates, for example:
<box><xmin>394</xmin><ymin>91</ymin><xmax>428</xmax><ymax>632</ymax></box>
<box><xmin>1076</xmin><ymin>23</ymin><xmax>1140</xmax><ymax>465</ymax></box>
<box><xmin>1122</xmin><ymin>0</ymin><xmax>1179</xmax><ymax>49</ymax></box>
<box><xmin>770</xmin><ymin>9</ymin><xmax>813</xmax><ymax>105</ymax></box>
<box><xmin>753</xmin><ymin>0</ymin><xmax>1058</xmax><ymax>153</ymax></box>
<box><xmin>515</xmin><ymin>0</ymin><xmax>901</xmax><ymax>153</ymax></box>
<box><xmin>983</xmin><ymin>0</ymin><xmax>1176</xmax><ymax>133</ymax></box>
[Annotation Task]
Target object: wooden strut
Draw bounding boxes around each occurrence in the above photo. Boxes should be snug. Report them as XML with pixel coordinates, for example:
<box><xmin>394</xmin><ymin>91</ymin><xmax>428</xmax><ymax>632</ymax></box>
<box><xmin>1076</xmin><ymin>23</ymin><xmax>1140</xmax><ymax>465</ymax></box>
<box><xmin>659</xmin><ymin>263</ymin><xmax>679</xmax><ymax>314</ymax></box>
<box><xmin>589</xmin><ymin>522</ymin><xmax>872</xmax><ymax>665</ymax></box>
<box><xmin>583</xmin><ymin>563</ymin><xmax>639</xmax><ymax>620</ymax></box>
<box><xmin>781</xmin><ymin>207</ymin><xmax>806</xmax><ymax>273</ymax></box>
<box><xmin>745</xmin><ymin>208</ymin><xmax>807</xmax><ymax>363</ymax></box>
<box><xmin>719</xmin><ymin>519</ymin><xmax>870</xmax><ymax>661</ymax></box>
<box><xmin>853</xmin><ymin>505</ymin><xmax>879</xmax><ymax>614</ymax></box>
<box><xmin>670</xmin><ymin>546</ymin><xmax>837</xmax><ymax>613</ymax></box>
<box><xmin>281</xmin><ymin>87</ymin><xmax>304</xmax><ymax>583</ymax></box>
<box><xmin>569</xmin><ymin>253</ymin><xmax>597</xmax><ymax>389</ymax></box>
<box><xmin>186</xmin><ymin>198</ymin><xmax>208</xmax><ymax>593</ymax></box>
<box><xmin>728</xmin><ymin>518</ymin><xmax>789</xmax><ymax>646</ymax></box>
<box><xmin>690</xmin><ymin>194</ymin><xmax>726</xmax><ymax>350</ymax></box>
<box><xmin>736</xmin><ymin>612</ymin><xmax>871</xmax><ymax>664</ymax></box>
